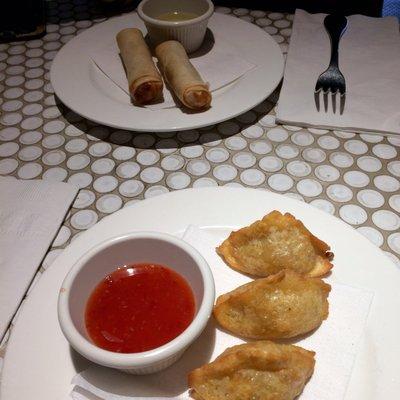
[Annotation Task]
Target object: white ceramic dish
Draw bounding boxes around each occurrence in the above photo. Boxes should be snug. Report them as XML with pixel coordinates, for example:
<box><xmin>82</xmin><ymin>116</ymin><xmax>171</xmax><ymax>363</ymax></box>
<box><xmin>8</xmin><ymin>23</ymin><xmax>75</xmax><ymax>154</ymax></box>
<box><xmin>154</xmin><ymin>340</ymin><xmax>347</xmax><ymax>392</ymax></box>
<box><xmin>137</xmin><ymin>0</ymin><xmax>214</xmax><ymax>53</ymax></box>
<box><xmin>58</xmin><ymin>232</ymin><xmax>215</xmax><ymax>374</ymax></box>
<box><xmin>2</xmin><ymin>188</ymin><xmax>400</xmax><ymax>400</ymax></box>
<box><xmin>50</xmin><ymin>12</ymin><xmax>284</xmax><ymax>132</ymax></box>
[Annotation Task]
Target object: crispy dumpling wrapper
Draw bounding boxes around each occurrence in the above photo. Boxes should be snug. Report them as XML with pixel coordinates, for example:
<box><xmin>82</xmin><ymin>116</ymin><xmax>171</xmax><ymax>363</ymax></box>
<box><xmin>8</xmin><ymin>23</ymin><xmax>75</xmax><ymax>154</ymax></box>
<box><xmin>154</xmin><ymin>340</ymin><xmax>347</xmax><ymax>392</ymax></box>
<box><xmin>214</xmin><ymin>269</ymin><xmax>331</xmax><ymax>339</ymax></box>
<box><xmin>188</xmin><ymin>341</ymin><xmax>315</xmax><ymax>400</ymax></box>
<box><xmin>217</xmin><ymin>210</ymin><xmax>333</xmax><ymax>277</ymax></box>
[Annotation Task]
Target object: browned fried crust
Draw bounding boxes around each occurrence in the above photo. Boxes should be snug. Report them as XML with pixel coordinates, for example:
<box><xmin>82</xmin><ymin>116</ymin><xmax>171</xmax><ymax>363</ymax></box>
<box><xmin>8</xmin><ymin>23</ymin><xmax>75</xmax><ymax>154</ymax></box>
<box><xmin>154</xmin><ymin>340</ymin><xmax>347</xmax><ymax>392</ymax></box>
<box><xmin>188</xmin><ymin>341</ymin><xmax>315</xmax><ymax>400</ymax></box>
<box><xmin>217</xmin><ymin>210</ymin><xmax>333</xmax><ymax>277</ymax></box>
<box><xmin>213</xmin><ymin>270</ymin><xmax>331</xmax><ymax>339</ymax></box>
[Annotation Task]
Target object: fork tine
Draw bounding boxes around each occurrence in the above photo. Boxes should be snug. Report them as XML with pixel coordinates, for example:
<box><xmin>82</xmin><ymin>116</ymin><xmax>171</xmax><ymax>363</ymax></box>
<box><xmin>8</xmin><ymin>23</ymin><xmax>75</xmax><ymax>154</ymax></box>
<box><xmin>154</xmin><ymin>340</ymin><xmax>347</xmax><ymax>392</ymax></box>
<box><xmin>340</xmin><ymin>93</ymin><xmax>345</xmax><ymax>115</ymax></box>
<box><xmin>323</xmin><ymin>91</ymin><xmax>329</xmax><ymax>112</ymax></box>
<box><xmin>314</xmin><ymin>91</ymin><xmax>320</xmax><ymax>111</ymax></box>
<box><xmin>331</xmin><ymin>91</ymin><xmax>337</xmax><ymax>114</ymax></box>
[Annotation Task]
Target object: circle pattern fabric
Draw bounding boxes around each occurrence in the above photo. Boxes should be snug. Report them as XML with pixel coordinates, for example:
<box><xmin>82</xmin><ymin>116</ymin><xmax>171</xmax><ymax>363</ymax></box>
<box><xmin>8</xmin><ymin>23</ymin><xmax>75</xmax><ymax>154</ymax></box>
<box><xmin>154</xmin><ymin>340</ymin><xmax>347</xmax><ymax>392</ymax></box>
<box><xmin>1</xmin><ymin>2</ymin><xmax>400</xmax><ymax>362</ymax></box>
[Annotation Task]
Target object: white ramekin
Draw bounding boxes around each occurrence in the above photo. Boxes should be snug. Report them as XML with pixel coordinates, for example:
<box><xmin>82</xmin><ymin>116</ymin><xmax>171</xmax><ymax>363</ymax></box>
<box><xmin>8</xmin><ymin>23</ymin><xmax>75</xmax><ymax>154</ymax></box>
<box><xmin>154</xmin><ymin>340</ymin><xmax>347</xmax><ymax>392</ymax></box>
<box><xmin>58</xmin><ymin>231</ymin><xmax>215</xmax><ymax>374</ymax></box>
<box><xmin>137</xmin><ymin>0</ymin><xmax>214</xmax><ymax>53</ymax></box>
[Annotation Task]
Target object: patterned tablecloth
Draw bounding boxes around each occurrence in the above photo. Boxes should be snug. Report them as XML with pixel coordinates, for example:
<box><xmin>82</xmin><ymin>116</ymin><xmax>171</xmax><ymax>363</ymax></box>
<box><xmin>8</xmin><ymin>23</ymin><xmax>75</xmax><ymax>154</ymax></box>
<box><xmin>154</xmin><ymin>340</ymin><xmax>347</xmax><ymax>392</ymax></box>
<box><xmin>0</xmin><ymin>0</ymin><xmax>400</xmax><ymax>374</ymax></box>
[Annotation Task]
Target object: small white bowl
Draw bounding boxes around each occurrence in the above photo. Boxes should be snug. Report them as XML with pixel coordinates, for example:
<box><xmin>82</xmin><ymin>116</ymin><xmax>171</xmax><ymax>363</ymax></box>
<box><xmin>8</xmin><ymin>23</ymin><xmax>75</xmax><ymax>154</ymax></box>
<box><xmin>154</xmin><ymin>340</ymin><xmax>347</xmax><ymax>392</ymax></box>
<box><xmin>58</xmin><ymin>231</ymin><xmax>215</xmax><ymax>375</ymax></box>
<box><xmin>138</xmin><ymin>0</ymin><xmax>214</xmax><ymax>53</ymax></box>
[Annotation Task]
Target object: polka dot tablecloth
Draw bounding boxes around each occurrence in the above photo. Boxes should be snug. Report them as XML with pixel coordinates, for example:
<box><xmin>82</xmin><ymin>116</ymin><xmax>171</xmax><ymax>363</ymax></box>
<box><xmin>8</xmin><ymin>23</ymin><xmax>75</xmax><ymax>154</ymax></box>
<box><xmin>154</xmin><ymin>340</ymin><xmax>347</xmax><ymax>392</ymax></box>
<box><xmin>1</xmin><ymin>0</ymin><xmax>400</xmax><ymax>372</ymax></box>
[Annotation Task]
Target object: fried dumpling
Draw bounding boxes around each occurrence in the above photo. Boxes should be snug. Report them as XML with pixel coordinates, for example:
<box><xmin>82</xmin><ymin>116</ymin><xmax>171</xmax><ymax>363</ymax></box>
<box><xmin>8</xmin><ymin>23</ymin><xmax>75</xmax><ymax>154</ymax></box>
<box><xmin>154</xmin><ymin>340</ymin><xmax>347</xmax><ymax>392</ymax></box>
<box><xmin>188</xmin><ymin>341</ymin><xmax>315</xmax><ymax>400</ymax></box>
<box><xmin>217</xmin><ymin>210</ymin><xmax>333</xmax><ymax>277</ymax></box>
<box><xmin>214</xmin><ymin>270</ymin><xmax>330</xmax><ymax>339</ymax></box>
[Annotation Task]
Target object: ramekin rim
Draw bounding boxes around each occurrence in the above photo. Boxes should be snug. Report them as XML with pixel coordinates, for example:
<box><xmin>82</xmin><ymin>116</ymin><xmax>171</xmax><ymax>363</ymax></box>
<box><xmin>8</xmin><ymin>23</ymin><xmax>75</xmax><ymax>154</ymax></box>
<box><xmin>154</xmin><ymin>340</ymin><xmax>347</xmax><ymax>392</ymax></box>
<box><xmin>57</xmin><ymin>231</ymin><xmax>215</xmax><ymax>368</ymax></box>
<box><xmin>137</xmin><ymin>0</ymin><xmax>214</xmax><ymax>28</ymax></box>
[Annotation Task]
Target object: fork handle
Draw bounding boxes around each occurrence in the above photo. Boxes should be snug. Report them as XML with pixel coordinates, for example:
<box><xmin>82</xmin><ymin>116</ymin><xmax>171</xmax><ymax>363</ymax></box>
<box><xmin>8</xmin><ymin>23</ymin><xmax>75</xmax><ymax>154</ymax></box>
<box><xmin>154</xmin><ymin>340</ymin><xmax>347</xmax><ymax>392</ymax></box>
<box><xmin>324</xmin><ymin>14</ymin><xmax>348</xmax><ymax>68</ymax></box>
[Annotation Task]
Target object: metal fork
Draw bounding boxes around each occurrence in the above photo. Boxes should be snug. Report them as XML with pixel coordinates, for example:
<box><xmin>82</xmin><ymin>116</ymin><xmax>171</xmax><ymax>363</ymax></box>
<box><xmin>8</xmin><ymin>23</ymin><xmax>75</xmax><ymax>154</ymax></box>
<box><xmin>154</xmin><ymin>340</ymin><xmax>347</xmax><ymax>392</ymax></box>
<box><xmin>315</xmin><ymin>14</ymin><xmax>348</xmax><ymax>114</ymax></box>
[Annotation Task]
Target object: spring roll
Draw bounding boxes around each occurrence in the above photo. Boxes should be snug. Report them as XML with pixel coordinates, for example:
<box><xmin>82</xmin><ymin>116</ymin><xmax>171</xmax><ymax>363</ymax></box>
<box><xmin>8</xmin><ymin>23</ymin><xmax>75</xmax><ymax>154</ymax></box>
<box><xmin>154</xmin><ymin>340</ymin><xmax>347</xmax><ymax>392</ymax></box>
<box><xmin>116</xmin><ymin>28</ymin><xmax>163</xmax><ymax>105</ymax></box>
<box><xmin>155</xmin><ymin>40</ymin><xmax>212</xmax><ymax>110</ymax></box>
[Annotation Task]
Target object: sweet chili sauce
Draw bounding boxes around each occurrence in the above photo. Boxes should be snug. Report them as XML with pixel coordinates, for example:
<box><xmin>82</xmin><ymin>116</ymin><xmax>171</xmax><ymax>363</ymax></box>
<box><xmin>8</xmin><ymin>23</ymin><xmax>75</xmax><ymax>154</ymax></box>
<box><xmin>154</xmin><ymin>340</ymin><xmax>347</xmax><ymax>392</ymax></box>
<box><xmin>85</xmin><ymin>263</ymin><xmax>195</xmax><ymax>353</ymax></box>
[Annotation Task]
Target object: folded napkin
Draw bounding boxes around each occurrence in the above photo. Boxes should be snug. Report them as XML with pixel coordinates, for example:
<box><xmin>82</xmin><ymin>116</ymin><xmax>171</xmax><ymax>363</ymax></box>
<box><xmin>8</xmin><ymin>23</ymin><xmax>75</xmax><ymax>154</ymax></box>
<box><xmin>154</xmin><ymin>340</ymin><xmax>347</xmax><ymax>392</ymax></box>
<box><xmin>91</xmin><ymin>34</ymin><xmax>255</xmax><ymax>110</ymax></box>
<box><xmin>276</xmin><ymin>9</ymin><xmax>400</xmax><ymax>135</ymax></box>
<box><xmin>71</xmin><ymin>225</ymin><xmax>373</xmax><ymax>400</ymax></box>
<box><xmin>0</xmin><ymin>178</ymin><xmax>78</xmax><ymax>339</ymax></box>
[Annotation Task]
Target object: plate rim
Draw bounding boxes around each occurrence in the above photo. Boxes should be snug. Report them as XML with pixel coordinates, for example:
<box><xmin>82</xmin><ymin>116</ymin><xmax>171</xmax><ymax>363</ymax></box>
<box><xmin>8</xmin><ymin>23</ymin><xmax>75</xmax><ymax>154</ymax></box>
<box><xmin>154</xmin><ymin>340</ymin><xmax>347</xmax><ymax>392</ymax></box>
<box><xmin>50</xmin><ymin>13</ymin><xmax>284</xmax><ymax>132</ymax></box>
<box><xmin>2</xmin><ymin>187</ymin><xmax>400</xmax><ymax>400</ymax></box>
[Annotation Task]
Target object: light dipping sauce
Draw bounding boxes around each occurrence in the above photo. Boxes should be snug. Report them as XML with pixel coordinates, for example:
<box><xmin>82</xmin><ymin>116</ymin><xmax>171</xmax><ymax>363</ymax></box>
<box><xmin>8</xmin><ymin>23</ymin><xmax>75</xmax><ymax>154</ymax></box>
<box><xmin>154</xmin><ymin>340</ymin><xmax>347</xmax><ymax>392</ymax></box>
<box><xmin>85</xmin><ymin>264</ymin><xmax>195</xmax><ymax>353</ymax></box>
<box><xmin>156</xmin><ymin>11</ymin><xmax>199</xmax><ymax>22</ymax></box>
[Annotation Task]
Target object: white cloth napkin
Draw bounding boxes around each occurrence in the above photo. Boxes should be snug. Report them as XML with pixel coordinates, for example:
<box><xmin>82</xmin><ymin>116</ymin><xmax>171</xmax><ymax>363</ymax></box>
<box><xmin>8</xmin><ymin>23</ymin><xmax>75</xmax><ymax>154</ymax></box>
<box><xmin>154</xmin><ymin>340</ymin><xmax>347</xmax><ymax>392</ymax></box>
<box><xmin>0</xmin><ymin>177</ymin><xmax>78</xmax><ymax>339</ymax></box>
<box><xmin>71</xmin><ymin>225</ymin><xmax>373</xmax><ymax>400</ymax></box>
<box><xmin>91</xmin><ymin>35</ymin><xmax>255</xmax><ymax>110</ymax></box>
<box><xmin>276</xmin><ymin>9</ymin><xmax>400</xmax><ymax>135</ymax></box>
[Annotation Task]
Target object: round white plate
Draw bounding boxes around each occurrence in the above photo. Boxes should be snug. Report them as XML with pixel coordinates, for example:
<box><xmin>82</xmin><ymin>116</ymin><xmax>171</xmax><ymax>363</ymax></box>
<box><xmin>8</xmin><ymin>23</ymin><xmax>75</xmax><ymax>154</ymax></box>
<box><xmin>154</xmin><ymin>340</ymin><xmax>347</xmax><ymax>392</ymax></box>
<box><xmin>50</xmin><ymin>13</ymin><xmax>283</xmax><ymax>132</ymax></box>
<box><xmin>2</xmin><ymin>188</ymin><xmax>400</xmax><ymax>400</ymax></box>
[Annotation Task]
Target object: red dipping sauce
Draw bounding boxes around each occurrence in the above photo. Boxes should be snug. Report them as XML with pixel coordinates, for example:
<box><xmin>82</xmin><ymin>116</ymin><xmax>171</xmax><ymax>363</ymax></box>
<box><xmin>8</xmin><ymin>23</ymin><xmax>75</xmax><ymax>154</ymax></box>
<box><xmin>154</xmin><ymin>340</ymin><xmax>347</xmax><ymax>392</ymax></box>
<box><xmin>85</xmin><ymin>264</ymin><xmax>195</xmax><ymax>353</ymax></box>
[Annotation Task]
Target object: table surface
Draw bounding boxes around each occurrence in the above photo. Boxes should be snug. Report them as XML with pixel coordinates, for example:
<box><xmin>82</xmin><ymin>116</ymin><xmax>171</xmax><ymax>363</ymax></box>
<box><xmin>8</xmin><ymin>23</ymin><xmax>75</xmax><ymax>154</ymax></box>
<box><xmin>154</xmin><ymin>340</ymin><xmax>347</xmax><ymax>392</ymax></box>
<box><xmin>1</xmin><ymin>0</ymin><xmax>400</xmax><ymax>378</ymax></box>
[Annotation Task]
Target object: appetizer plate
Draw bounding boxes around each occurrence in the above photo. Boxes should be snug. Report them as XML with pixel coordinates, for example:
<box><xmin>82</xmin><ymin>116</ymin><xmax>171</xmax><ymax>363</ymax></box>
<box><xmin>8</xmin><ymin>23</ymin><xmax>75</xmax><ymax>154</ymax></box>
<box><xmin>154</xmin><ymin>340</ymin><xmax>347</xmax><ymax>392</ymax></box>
<box><xmin>50</xmin><ymin>13</ymin><xmax>284</xmax><ymax>132</ymax></box>
<box><xmin>2</xmin><ymin>188</ymin><xmax>400</xmax><ymax>400</ymax></box>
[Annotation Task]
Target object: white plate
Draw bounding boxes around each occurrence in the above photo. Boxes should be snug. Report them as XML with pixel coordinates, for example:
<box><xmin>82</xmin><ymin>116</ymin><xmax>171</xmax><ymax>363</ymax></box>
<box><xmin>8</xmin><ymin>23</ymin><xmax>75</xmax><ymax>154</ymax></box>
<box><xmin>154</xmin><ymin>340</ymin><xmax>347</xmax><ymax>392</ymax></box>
<box><xmin>50</xmin><ymin>13</ymin><xmax>283</xmax><ymax>132</ymax></box>
<box><xmin>2</xmin><ymin>188</ymin><xmax>400</xmax><ymax>400</ymax></box>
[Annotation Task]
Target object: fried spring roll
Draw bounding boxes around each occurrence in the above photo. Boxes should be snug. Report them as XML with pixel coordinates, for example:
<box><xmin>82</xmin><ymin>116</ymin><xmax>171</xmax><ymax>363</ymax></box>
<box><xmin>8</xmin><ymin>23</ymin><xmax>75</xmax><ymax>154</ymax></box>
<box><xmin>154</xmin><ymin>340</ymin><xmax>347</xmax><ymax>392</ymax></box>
<box><xmin>116</xmin><ymin>28</ymin><xmax>163</xmax><ymax>105</ymax></box>
<box><xmin>155</xmin><ymin>40</ymin><xmax>211</xmax><ymax>110</ymax></box>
